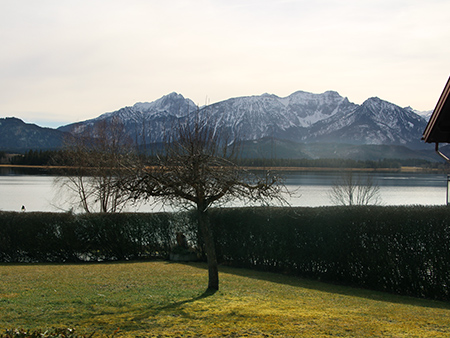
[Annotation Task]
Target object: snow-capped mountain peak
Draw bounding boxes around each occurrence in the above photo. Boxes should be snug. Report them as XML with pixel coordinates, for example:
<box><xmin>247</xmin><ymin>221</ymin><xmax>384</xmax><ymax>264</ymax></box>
<box><xmin>132</xmin><ymin>92</ymin><xmax>197</xmax><ymax>115</ymax></box>
<box><xmin>304</xmin><ymin>96</ymin><xmax>428</xmax><ymax>147</ymax></box>
<box><xmin>59</xmin><ymin>90</ymin><xmax>429</xmax><ymax>150</ymax></box>
<box><xmin>403</xmin><ymin>106</ymin><xmax>433</xmax><ymax>121</ymax></box>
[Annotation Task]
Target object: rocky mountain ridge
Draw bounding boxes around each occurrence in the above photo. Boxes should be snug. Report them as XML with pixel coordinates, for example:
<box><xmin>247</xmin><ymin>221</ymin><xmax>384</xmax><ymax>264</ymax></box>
<box><xmin>0</xmin><ymin>90</ymin><xmax>435</xmax><ymax>160</ymax></box>
<box><xmin>59</xmin><ymin>90</ymin><xmax>428</xmax><ymax>149</ymax></box>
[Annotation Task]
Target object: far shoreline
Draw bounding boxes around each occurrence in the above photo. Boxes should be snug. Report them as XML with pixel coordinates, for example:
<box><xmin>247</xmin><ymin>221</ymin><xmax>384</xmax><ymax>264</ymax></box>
<box><xmin>0</xmin><ymin>164</ymin><xmax>445</xmax><ymax>173</ymax></box>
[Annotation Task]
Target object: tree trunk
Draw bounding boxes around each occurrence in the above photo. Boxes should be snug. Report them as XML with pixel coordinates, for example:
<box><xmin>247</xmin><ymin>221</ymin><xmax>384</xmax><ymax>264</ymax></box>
<box><xmin>197</xmin><ymin>206</ymin><xmax>219</xmax><ymax>290</ymax></box>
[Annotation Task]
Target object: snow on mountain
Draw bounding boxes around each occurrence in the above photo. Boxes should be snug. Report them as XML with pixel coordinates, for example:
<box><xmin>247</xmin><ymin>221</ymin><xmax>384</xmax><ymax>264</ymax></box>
<box><xmin>92</xmin><ymin>92</ymin><xmax>196</xmax><ymax>124</ymax></box>
<box><xmin>307</xmin><ymin>97</ymin><xmax>428</xmax><ymax>148</ymax></box>
<box><xmin>404</xmin><ymin>106</ymin><xmax>433</xmax><ymax>121</ymax></box>
<box><xmin>58</xmin><ymin>90</ymin><xmax>430</xmax><ymax>150</ymax></box>
<box><xmin>196</xmin><ymin>90</ymin><xmax>357</xmax><ymax>141</ymax></box>
<box><xmin>58</xmin><ymin>92</ymin><xmax>197</xmax><ymax>142</ymax></box>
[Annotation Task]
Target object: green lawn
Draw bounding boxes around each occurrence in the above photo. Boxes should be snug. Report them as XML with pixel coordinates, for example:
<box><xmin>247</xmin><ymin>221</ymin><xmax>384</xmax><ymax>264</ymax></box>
<box><xmin>0</xmin><ymin>261</ymin><xmax>449</xmax><ymax>337</ymax></box>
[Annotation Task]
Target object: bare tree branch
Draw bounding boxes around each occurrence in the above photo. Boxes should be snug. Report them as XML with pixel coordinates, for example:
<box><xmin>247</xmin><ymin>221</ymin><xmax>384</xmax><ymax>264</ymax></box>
<box><xmin>329</xmin><ymin>171</ymin><xmax>381</xmax><ymax>206</ymax></box>
<box><xmin>53</xmin><ymin>117</ymin><xmax>136</xmax><ymax>213</ymax></box>
<box><xmin>121</xmin><ymin>110</ymin><xmax>287</xmax><ymax>290</ymax></box>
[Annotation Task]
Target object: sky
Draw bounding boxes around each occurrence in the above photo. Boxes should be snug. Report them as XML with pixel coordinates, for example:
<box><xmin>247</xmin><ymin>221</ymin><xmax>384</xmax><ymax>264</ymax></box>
<box><xmin>1</xmin><ymin>0</ymin><xmax>449</xmax><ymax>128</ymax></box>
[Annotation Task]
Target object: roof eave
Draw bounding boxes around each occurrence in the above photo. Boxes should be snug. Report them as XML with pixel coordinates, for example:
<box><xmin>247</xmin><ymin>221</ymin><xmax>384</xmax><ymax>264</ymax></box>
<box><xmin>423</xmin><ymin>75</ymin><xmax>450</xmax><ymax>143</ymax></box>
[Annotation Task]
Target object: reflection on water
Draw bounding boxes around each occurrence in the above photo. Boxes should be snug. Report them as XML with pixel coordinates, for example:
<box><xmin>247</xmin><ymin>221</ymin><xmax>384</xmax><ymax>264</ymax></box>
<box><xmin>0</xmin><ymin>166</ymin><xmax>53</xmax><ymax>176</ymax></box>
<box><xmin>0</xmin><ymin>171</ymin><xmax>448</xmax><ymax>212</ymax></box>
<box><xmin>0</xmin><ymin>175</ymin><xmax>57</xmax><ymax>212</ymax></box>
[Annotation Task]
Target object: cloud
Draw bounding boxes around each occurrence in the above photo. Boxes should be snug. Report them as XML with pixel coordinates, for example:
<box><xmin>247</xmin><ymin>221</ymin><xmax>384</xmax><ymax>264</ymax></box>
<box><xmin>0</xmin><ymin>0</ymin><xmax>449</xmax><ymax>127</ymax></box>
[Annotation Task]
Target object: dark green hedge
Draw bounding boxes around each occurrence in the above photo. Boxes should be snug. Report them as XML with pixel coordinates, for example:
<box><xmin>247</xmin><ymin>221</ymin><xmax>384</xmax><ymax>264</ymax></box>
<box><xmin>1</xmin><ymin>206</ymin><xmax>449</xmax><ymax>301</ymax></box>
<box><xmin>0</xmin><ymin>211</ymin><xmax>193</xmax><ymax>262</ymax></box>
<box><xmin>210</xmin><ymin>206</ymin><xmax>450</xmax><ymax>301</ymax></box>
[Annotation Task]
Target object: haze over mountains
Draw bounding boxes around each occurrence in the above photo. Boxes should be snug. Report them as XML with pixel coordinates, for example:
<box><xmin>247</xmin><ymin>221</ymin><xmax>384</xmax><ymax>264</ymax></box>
<box><xmin>0</xmin><ymin>90</ymin><xmax>440</xmax><ymax>161</ymax></box>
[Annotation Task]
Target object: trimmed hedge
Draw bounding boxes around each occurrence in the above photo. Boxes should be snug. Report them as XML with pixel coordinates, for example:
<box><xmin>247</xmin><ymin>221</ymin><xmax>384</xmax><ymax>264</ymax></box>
<box><xmin>0</xmin><ymin>211</ymin><xmax>194</xmax><ymax>262</ymax></box>
<box><xmin>210</xmin><ymin>206</ymin><xmax>450</xmax><ymax>301</ymax></box>
<box><xmin>1</xmin><ymin>206</ymin><xmax>449</xmax><ymax>301</ymax></box>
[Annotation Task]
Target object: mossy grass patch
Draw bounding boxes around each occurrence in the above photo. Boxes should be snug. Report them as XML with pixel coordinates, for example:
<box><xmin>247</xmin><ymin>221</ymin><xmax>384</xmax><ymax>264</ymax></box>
<box><xmin>1</xmin><ymin>261</ymin><xmax>449</xmax><ymax>337</ymax></box>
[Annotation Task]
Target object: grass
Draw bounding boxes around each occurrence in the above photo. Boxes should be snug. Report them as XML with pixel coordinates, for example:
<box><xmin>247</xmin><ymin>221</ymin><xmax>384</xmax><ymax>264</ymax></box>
<box><xmin>0</xmin><ymin>261</ymin><xmax>449</xmax><ymax>337</ymax></box>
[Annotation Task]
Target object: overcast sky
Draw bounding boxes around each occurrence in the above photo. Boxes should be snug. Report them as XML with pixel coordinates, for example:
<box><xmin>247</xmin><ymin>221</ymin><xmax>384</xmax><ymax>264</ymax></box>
<box><xmin>1</xmin><ymin>0</ymin><xmax>449</xmax><ymax>128</ymax></box>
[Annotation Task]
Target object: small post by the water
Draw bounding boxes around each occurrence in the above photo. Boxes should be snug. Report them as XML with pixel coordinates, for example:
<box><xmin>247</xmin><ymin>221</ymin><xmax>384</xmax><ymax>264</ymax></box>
<box><xmin>447</xmin><ymin>175</ymin><xmax>450</xmax><ymax>205</ymax></box>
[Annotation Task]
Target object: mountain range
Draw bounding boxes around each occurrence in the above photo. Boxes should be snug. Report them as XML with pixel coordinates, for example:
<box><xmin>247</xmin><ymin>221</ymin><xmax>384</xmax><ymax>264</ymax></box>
<box><xmin>0</xmin><ymin>90</ymin><xmax>440</xmax><ymax>161</ymax></box>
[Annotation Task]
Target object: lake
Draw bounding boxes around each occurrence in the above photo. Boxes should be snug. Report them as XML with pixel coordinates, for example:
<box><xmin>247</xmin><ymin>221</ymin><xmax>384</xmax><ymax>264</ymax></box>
<box><xmin>0</xmin><ymin>168</ymin><xmax>448</xmax><ymax>212</ymax></box>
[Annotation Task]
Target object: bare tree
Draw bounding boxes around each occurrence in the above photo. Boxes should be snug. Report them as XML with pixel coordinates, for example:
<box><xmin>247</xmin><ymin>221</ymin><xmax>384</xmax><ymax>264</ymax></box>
<box><xmin>329</xmin><ymin>171</ymin><xmax>381</xmax><ymax>206</ymax></box>
<box><xmin>54</xmin><ymin>117</ymin><xmax>135</xmax><ymax>213</ymax></box>
<box><xmin>122</xmin><ymin>112</ymin><xmax>286</xmax><ymax>290</ymax></box>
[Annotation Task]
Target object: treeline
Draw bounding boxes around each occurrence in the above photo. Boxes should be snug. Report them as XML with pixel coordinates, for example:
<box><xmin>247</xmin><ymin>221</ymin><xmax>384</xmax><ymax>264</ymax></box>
<box><xmin>8</xmin><ymin>149</ymin><xmax>61</xmax><ymax>166</ymax></box>
<box><xmin>237</xmin><ymin>157</ymin><xmax>442</xmax><ymax>169</ymax></box>
<box><xmin>2</xmin><ymin>149</ymin><xmax>448</xmax><ymax>170</ymax></box>
<box><xmin>1</xmin><ymin>206</ymin><xmax>449</xmax><ymax>302</ymax></box>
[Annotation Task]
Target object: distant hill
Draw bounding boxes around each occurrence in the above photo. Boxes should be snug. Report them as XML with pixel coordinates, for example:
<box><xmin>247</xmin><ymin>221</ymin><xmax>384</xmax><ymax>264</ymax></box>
<box><xmin>239</xmin><ymin>138</ymin><xmax>441</xmax><ymax>162</ymax></box>
<box><xmin>0</xmin><ymin>117</ymin><xmax>66</xmax><ymax>152</ymax></box>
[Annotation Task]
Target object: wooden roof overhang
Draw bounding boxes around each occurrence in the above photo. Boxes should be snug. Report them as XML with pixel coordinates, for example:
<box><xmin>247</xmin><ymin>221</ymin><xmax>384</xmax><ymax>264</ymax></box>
<box><xmin>423</xmin><ymin>76</ymin><xmax>450</xmax><ymax>143</ymax></box>
<box><xmin>422</xmin><ymin>76</ymin><xmax>450</xmax><ymax>161</ymax></box>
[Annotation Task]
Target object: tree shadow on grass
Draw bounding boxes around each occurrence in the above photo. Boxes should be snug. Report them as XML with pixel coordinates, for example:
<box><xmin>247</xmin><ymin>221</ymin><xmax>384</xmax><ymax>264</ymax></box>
<box><xmin>182</xmin><ymin>262</ymin><xmax>450</xmax><ymax>310</ymax></box>
<box><xmin>156</xmin><ymin>287</ymin><xmax>217</xmax><ymax>311</ymax></box>
<box><xmin>130</xmin><ymin>287</ymin><xmax>217</xmax><ymax>322</ymax></box>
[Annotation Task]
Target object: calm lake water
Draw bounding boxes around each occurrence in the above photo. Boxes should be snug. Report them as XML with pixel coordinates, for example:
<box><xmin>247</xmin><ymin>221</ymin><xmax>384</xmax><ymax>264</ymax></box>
<box><xmin>0</xmin><ymin>168</ymin><xmax>448</xmax><ymax>212</ymax></box>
